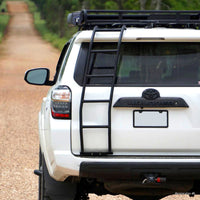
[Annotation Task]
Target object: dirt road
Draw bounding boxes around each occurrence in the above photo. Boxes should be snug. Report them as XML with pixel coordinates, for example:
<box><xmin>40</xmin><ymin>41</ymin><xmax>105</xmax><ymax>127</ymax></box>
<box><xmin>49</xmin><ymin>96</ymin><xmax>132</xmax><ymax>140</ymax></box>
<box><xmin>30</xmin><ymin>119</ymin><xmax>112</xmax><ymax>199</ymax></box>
<box><xmin>0</xmin><ymin>1</ymin><xmax>59</xmax><ymax>200</ymax></box>
<box><xmin>0</xmin><ymin>1</ymin><xmax>199</xmax><ymax>200</ymax></box>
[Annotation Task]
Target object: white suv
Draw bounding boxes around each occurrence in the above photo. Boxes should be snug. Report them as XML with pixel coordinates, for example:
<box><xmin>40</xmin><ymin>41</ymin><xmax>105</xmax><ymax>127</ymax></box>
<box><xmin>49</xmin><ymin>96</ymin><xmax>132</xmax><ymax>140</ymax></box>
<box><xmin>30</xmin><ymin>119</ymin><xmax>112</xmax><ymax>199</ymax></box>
<box><xmin>25</xmin><ymin>10</ymin><xmax>200</xmax><ymax>200</ymax></box>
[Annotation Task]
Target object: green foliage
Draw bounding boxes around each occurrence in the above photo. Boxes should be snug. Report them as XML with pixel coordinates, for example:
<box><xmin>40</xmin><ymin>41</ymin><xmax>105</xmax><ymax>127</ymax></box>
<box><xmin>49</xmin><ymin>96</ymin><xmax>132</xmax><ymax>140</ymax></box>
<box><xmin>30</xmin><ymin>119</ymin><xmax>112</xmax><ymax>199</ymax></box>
<box><xmin>26</xmin><ymin>1</ymin><xmax>77</xmax><ymax>50</ymax></box>
<box><xmin>33</xmin><ymin>11</ymin><xmax>70</xmax><ymax>50</ymax></box>
<box><xmin>27</xmin><ymin>0</ymin><xmax>200</xmax><ymax>50</ymax></box>
<box><xmin>164</xmin><ymin>0</ymin><xmax>200</xmax><ymax>10</ymax></box>
<box><xmin>0</xmin><ymin>14</ymin><xmax>9</xmax><ymax>42</ymax></box>
<box><xmin>105</xmin><ymin>1</ymin><xmax>119</xmax><ymax>10</ymax></box>
<box><xmin>123</xmin><ymin>0</ymin><xmax>140</xmax><ymax>10</ymax></box>
<box><xmin>0</xmin><ymin>0</ymin><xmax>7</xmax><ymax>12</ymax></box>
<box><xmin>24</xmin><ymin>0</ymin><xmax>37</xmax><ymax>13</ymax></box>
<box><xmin>31</xmin><ymin>0</ymin><xmax>80</xmax><ymax>37</ymax></box>
<box><xmin>31</xmin><ymin>0</ymin><xmax>200</xmax><ymax>37</ymax></box>
<box><xmin>0</xmin><ymin>0</ymin><xmax>3</xmax><ymax>7</ymax></box>
<box><xmin>0</xmin><ymin>0</ymin><xmax>10</xmax><ymax>43</ymax></box>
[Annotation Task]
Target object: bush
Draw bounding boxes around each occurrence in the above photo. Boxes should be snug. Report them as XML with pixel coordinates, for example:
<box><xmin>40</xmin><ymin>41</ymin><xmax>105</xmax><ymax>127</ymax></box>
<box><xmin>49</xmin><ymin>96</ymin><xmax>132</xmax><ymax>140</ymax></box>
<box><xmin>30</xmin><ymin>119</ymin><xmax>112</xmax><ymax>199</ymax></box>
<box><xmin>0</xmin><ymin>14</ymin><xmax>9</xmax><ymax>42</ymax></box>
<box><xmin>26</xmin><ymin>0</ymin><xmax>77</xmax><ymax>50</ymax></box>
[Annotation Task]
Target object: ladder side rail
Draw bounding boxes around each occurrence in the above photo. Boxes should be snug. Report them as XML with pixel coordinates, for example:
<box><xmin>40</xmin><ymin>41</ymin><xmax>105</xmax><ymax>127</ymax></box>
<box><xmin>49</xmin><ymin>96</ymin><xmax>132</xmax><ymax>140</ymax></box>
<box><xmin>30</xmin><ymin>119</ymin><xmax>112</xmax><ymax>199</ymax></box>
<box><xmin>79</xmin><ymin>26</ymin><xmax>98</xmax><ymax>153</ymax></box>
<box><xmin>107</xmin><ymin>25</ymin><xmax>126</xmax><ymax>153</ymax></box>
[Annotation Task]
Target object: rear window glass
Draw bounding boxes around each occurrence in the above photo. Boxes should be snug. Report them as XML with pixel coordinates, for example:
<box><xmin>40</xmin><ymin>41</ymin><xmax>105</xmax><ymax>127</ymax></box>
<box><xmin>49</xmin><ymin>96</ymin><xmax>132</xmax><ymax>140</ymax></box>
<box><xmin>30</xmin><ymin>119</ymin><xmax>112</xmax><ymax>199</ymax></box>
<box><xmin>74</xmin><ymin>42</ymin><xmax>200</xmax><ymax>86</ymax></box>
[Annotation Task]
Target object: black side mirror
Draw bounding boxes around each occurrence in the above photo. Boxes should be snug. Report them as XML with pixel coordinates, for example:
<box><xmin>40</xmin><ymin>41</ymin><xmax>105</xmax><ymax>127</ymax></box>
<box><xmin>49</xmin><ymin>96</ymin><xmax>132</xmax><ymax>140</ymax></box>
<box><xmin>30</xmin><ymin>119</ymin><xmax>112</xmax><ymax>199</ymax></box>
<box><xmin>24</xmin><ymin>68</ymin><xmax>54</xmax><ymax>86</ymax></box>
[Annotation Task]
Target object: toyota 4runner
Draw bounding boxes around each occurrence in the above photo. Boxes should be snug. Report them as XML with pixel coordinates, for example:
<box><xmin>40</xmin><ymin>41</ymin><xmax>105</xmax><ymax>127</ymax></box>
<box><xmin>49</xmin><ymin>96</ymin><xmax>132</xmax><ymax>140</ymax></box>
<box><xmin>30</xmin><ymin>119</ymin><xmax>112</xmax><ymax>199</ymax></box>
<box><xmin>25</xmin><ymin>10</ymin><xmax>200</xmax><ymax>200</ymax></box>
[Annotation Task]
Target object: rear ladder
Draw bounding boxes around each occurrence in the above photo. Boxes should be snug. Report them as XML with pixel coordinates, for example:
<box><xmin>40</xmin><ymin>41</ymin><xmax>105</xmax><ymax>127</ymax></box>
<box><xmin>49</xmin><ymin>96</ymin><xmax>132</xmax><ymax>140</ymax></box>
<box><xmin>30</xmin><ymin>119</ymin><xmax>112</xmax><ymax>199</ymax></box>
<box><xmin>79</xmin><ymin>25</ymin><xmax>126</xmax><ymax>156</ymax></box>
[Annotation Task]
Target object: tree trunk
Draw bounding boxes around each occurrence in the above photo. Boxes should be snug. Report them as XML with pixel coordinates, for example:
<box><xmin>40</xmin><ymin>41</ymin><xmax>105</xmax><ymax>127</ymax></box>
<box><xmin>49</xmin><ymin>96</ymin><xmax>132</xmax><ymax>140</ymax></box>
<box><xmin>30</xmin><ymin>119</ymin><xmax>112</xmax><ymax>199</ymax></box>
<box><xmin>58</xmin><ymin>5</ymin><xmax>65</xmax><ymax>38</ymax></box>
<box><xmin>155</xmin><ymin>0</ymin><xmax>161</xmax><ymax>10</ymax></box>
<box><xmin>151</xmin><ymin>0</ymin><xmax>161</xmax><ymax>10</ymax></box>
<box><xmin>140</xmin><ymin>0</ymin><xmax>147</xmax><ymax>10</ymax></box>
<box><xmin>117</xmin><ymin>0</ymin><xmax>124</xmax><ymax>10</ymax></box>
<box><xmin>82</xmin><ymin>0</ymin><xmax>90</xmax><ymax>9</ymax></box>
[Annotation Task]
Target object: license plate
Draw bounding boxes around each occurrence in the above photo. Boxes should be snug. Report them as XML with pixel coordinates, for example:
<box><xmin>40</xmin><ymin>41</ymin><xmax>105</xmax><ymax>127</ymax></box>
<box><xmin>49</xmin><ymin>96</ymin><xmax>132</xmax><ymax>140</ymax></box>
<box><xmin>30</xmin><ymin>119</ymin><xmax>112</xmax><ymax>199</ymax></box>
<box><xmin>133</xmin><ymin>110</ymin><xmax>168</xmax><ymax>128</ymax></box>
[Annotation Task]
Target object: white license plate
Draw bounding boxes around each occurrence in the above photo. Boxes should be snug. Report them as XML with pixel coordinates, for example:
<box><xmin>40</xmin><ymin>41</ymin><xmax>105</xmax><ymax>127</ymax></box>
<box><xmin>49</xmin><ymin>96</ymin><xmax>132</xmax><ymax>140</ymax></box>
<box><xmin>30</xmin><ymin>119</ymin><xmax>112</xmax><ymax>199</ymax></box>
<box><xmin>133</xmin><ymin>110</ymin><xmax>168</xmax><ymax>128</ymax></box>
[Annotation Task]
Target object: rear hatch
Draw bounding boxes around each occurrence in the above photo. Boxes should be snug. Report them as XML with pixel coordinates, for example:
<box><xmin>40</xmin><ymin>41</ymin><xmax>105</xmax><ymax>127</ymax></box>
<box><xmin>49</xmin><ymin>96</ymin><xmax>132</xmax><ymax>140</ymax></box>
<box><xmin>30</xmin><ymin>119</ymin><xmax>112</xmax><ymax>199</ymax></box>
<box><xmin>72</xmin><ymin>41</ymin><xmax>200</xmax><ymax>156</ymax></box>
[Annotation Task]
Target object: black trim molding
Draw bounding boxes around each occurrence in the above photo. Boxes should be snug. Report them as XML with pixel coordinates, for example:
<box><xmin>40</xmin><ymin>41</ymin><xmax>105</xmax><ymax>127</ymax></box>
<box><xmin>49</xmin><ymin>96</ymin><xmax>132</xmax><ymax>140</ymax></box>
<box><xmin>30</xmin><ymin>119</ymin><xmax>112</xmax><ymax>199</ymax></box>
<box><xmin>80</xmin><ymin>162</ymin><xmax>200</xmax><ymax>181</ymax></box>
<box><xmin>114</xmin><ymin>88</ymin><xmax>189</xmax><ymax>108</ymax></box>
<box><xmin>114</xmin><ymin>97</ymin><xmax>189</xmax><ymax>108</ymax></box>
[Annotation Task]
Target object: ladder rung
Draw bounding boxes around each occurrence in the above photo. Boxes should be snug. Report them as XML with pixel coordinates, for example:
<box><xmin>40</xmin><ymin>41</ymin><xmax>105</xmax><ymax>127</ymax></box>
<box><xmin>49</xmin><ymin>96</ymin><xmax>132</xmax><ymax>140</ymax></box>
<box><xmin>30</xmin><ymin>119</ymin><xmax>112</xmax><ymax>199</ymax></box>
<box><xmin>83</xmin><ymin>99</ymin><xmax>110</xmax><ymax>103</ymax></box>
<box><xmin>80</xmin><ymin>152</ymin><xmax>113</xmax><ymax>156</ymax></box>
<box><xmin>82</xmin><ymin>125</ymin><xmax>109</xmax><ymax>129</ymax></box>
<box><xmin>86</xmin><ymin>74</ymin><xmax>114</xmax><ymax>78</ymax></box>
<box><xmin>96</xmin><ymin>28</ymin><xmax>122</xmax><ymax>32</ymax></box>
<box><xmin>93</xmin><ymin>66</ymin><xmax>115</xmax><ymax>69</ymax></box>
<box><xmin>91</xmin><ymin>49</ymin><xmax>118</xmax><ymax>53</ymax></box>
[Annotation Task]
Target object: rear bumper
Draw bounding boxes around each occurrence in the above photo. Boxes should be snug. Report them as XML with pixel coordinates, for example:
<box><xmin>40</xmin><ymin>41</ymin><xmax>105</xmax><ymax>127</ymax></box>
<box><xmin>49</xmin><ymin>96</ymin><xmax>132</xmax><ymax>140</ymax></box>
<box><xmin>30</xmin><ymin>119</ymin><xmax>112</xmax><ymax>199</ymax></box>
<box><xmin>80</xmin><ymin>161</ymin><xmax>200</xmax><ymax>181</ymax></box>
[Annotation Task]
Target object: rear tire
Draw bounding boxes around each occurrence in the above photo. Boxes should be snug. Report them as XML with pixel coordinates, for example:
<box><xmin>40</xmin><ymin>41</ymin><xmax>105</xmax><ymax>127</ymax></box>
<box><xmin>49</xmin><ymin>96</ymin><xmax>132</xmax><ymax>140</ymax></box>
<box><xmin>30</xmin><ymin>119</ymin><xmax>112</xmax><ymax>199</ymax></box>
<box><xmin>38</xmin><ymin>149</ymin><xmax>77</xmax><ymax>200</ymax></box>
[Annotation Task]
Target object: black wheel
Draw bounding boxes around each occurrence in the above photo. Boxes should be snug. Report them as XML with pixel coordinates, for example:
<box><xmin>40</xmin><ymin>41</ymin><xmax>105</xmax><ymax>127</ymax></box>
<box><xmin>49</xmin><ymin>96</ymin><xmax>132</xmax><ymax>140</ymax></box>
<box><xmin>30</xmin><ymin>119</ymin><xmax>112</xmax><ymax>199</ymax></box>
<box><xmin>38</xmin><ymin>149</ymin><xmax>78</xmax><ymax>200</ymax></box>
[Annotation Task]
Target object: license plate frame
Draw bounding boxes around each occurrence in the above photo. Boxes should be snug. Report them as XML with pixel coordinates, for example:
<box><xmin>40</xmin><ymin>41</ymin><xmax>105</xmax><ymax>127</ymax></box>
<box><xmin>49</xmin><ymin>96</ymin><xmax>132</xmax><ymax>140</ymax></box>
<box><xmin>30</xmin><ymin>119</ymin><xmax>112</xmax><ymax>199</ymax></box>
<box><xmin>133</xmin><ymin>110</ymin><xmax>168</xmax><ymax>128</ymax></box>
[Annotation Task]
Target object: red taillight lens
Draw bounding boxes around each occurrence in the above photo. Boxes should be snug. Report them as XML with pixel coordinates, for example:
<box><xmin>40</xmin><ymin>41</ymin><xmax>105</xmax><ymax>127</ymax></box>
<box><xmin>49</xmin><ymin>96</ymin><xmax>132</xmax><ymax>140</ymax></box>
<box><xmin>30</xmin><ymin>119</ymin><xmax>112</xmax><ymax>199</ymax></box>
<box><xmin>51</xmin><ymin>109</ymin><xmax>70</xmax><ymax>119</ymax></box>
<box><xmin>51</xmin><ymin>86</ymin><xmax>71</xmax><ymax>119</ymax></box>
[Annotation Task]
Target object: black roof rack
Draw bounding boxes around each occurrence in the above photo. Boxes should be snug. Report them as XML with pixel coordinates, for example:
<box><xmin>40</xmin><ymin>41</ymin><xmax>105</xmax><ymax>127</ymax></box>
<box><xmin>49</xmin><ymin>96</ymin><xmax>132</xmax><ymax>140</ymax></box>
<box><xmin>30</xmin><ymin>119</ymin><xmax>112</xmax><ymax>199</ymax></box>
<box><xmin>67</xmin><ymin>9</ymin><xmax>200</xmax><ymax>30</ymax></box>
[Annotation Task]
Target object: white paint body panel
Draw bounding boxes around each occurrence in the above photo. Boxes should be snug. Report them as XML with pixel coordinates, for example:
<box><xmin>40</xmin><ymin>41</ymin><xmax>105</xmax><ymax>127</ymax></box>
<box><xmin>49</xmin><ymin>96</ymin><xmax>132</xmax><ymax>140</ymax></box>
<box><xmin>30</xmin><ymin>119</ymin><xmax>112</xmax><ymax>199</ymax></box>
<box><xmin>38</xmin><ymin>28</ymin><xmax>200</xmax><ymax>180</ymax></box>
<box><xmin>71</xmin><ymin>87</ymin><xmax>200</xmax><ymax>155</ymax></box>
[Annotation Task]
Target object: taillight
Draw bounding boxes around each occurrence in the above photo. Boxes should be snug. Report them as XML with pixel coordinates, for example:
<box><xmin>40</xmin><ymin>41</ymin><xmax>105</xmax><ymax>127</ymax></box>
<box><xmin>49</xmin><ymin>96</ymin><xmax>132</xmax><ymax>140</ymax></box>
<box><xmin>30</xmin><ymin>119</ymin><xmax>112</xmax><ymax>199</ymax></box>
<box><xmin>51</xmin><ymin>85</ymin><xmax>71</xmax><ymax>119</ymax></box>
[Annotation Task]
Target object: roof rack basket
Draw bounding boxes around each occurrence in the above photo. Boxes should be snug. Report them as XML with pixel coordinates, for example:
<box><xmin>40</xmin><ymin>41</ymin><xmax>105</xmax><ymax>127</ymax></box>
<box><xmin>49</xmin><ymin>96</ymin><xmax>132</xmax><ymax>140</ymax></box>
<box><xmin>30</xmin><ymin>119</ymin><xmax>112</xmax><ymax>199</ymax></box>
<box><xmin>67</xmin><ymin>9</ymin><xmax>200</xmax><ymax>30</ymax></box>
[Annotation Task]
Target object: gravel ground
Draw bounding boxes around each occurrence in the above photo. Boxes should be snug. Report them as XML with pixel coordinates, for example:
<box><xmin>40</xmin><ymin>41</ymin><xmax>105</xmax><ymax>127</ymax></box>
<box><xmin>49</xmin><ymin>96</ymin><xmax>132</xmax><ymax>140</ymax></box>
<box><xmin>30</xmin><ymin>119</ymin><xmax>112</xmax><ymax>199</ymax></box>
<box><xmin>0</xmin><ymin>1</ymin><xmax>59</xmax><ymax>200</ymax></box>
<box><xmin>0</xmin><ymin>1</ymin><xmax>200</xmax><ymax>200</ymax></box>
